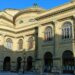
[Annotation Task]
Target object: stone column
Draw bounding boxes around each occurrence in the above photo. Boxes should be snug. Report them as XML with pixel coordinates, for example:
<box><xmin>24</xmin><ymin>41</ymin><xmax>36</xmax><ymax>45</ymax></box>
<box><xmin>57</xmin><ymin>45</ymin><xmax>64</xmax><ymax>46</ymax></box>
<box><xmin>22</xmin><ymin>36</ymin><xmax>28</xmax><ymax>72</ymax></box>
<box><xmin>39</xmin><ymin>25</ymin><xmax>43</xmax><ymax>71</ymax></box>
<box><xmin>0</xmin><ymin>34</ymin><xmax>5</xmax><ymax>46</ymax></box>
<box><xmin>53</xmin><ymin>21</ymin><xmax>62</xmax><ymax>73</ymax></box>
<box><xmin>72</xmin><ymin>16</ymin><xmax>75</xmax><ymax>74</ymax></box>
<box><xmin>12</xmin><ymin>38</ymin><xmax>18</xmax><ymax>51</ymax></box>
<box><xmin>11</xmin><ymin>38</ymin><xmax>18</xmax><ymax>71</ymax></box>
<box><xmin>0</xmin><ymin>34</ymin><xmax>5</xmax><ymax>71</ymax></box>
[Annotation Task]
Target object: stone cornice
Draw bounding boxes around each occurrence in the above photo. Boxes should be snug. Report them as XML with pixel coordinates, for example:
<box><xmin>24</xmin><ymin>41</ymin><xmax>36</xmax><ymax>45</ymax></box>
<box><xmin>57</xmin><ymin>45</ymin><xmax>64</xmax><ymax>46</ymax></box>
<box><xmin>41</xmin><ymin>21</ymin><xmax>55</xmax><ymax>26</ymax></box>
<box><xmin>4</xmin><ymin>34</ymin><xmax>24</xmax><ymax>39</ymax></box>
<box><xmin>15</xmin><ymin>36</ymin><xmax>24</xmax><ymax>38</ymax></box>
<box><xmin>0</xmin><ymin>33</ymin><xmax>25</xmax><ymax>39</ymax></box>
<box><xmin>38</xmin><ymin>15</ymin><xmax>75</xmax><ymax>26</ymax></box>
<box><xmin>0</xmin><ymin>16</ymin><xmax>13</xmax><ymax>24</ymax></box>
<box><xmin>0</xmin><ymin>26</ymin><xmax>36</xmax><ymax>34</ymax></box>
<box><xmin>4</xmin><ymin>35</ymin><xmax>15</xmax><ymax>38</ymax></box>
<box><xmin>0</xmin><ymin>16</ymin><xmax>74</xmax><ymax>34</ymax></box>
<box><xmin>0</xmin><ymin>28</ymin><xmax>15</xmax><ymax>33</ymax></box>
<box><xmin>35</xmin><ymin>3</ymin><xmax>75</xmax><ymax>20</ymax></box>
<box><xmin>13</xmin><ymin>10</ymin><xmax>42</xmax><ymax>24</ymax></box>
<box><xmin>57</xmin><ymin>16</ymin><xmax>74</xmax><ymax>21</ymax></box>
<box><xmin>0</xmin><ymin>2</ymin><xmax>75</xmax><ymax>25</ymax></box>
<box><xmin>26</xmin><ymin>33</ymin><xmax>35</xmax><ymax>36</ymax></box>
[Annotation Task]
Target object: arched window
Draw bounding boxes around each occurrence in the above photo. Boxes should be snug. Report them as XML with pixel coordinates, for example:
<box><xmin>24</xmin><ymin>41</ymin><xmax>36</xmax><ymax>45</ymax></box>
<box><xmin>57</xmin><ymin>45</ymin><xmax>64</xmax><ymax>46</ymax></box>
<box><xmin>3</xmin><ymin>57</ymin><xmax>11</xmax><ymax>71</ymax></box>
<box><xmin>44</xmin><ymin>52</ymin><xmax>53</xmax><ymax>72</ymax></box>
<box><xmin>27</xmin><ymin>56</ymin><xmax>33</xmax><ymax>71</ymax></box>
<box><xmin>16</xmin><ymin>57</ymin><xmax>22</xmax><ymax>72</ymax></box>
<box><xmin>62</xmin><ymin>50</ymin><xmax>74</xmax><ymax>74</ymax></box>
<box><xmin>62</xmin><ymin>22</ymin><xmax>72</xmax><ymax>39</ymax></box>
<box><xmin>44</xmin><ymin>27</ymin><xmax>53</xmax><ymax>41</ymax></box>
<box><xmin>18</xmin><ymin>39</ymin><xmax>23</xmax><ymax>50</ymax></box>
<box><xmin>28</xmin><ymin>37</ymin><xmax>34</xmax><ymax>49</ymax></box>
<box><xmin>6</xmin><ymin>38</ymin><xmax>13</xmax><ymax>49</ymax></box>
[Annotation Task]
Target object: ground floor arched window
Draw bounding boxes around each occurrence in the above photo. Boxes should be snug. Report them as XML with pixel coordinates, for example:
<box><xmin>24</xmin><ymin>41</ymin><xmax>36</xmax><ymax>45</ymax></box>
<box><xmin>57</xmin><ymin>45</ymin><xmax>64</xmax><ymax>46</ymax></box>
<box><xmin>16</xmin><ymin>57</ymin><xmax>22</xmax><ymax>72</ymax></box>
<box><xmin>62</xmin><ymin>50</ymin><xmax>74</xmax><ymax>74</ymax></box>
<box><xmin>27</xmin><ymin>56</ymin><xmax>33</xmax><ymax>71</ymax></box>
<box><xmin>3</xmin><ymin>57</ymin><xmax>11</xmax><ymax>71</ymax></box>
<box><xmin>44</xmin><ymin>52</ymin><xmax>53</xmax><ymax>72</ymax></box>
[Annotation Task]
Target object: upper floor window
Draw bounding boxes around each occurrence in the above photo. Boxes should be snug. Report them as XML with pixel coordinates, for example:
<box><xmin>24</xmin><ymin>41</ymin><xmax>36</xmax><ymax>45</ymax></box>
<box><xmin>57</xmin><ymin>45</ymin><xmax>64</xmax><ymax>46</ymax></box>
<box><xmin>18</xmin><ymin>39</ymin><xmax>23</xmax><ymax>50</ymax></box>
<box><xmin>44</xmin><ymin>26</ymin><xmax>53</xmax><ymax>41</ymax></box>
<box><xmin>6</xmin><ymin>38</ymin><xmax>13</xmax><ymax>49</ymax></box>
<box><xmin>28</xmin><ymin>37</ymin><xmax>34</xmax><ymax>49</ymax></box>
<box><xmin>62</xmin><ymin>22</ymin><xmax>72</xmax><ymax>39</ymax></box>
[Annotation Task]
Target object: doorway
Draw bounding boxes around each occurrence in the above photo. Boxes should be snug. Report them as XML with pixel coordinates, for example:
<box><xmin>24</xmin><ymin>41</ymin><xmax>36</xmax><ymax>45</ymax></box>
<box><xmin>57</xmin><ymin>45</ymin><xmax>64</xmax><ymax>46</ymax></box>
<box><xmin>3</xmin><ymin>57</ymin><xmax>11</xmax><ymax>71</ymax></box>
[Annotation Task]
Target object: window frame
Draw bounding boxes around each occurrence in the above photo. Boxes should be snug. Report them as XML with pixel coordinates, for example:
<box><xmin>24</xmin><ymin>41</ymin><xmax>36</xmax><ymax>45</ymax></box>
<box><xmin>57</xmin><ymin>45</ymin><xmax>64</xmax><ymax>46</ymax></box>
<box><xmin>18</xmin><ymin>39</ymin><xmax>23</xmax><ymax>50</ymax></box>
<box><xmin>44</xmin><ymin>26</ymin><xmax>53</xmax><ymax>41</ymax></box>
<box><xmin>62</xmin><ymin>22</ymin><xmax>72</xmax><ymax>39</ymax></box>
<box><xmin>6</xmin><ymin>38</ymin><xmax>13</xmax><ymax>49</ymax></box>
<box><xmin>28</xmin><ymin>37</ymin><xmax>34</xmax><ymax>49</ymax></box>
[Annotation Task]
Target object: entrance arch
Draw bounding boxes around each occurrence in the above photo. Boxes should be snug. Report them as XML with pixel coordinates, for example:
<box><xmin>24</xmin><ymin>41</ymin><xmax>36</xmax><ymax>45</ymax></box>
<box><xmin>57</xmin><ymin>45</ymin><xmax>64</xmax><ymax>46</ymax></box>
<box><xmin>44</xmin><ymin>52</ymin><xmax>53</xmax><ymax>72</ymax></box>
<box><xmin>16</xmin><ymin>57</ymin><xmax>22</xmax><ymax>72</ymax></box>
<box><xmin>62</xmin><ymin>50</ymin><xmax>74</xmax><ymax>74</ymax></box>
<box><xmin>27</xmin><ymin>56</ymin><xmax>33</xmax><ymax>71</ymax></box>
<box><xmin>3</xmin><ymin>57</ymin><xmax>11</xmax><ymax>71</ymax></box>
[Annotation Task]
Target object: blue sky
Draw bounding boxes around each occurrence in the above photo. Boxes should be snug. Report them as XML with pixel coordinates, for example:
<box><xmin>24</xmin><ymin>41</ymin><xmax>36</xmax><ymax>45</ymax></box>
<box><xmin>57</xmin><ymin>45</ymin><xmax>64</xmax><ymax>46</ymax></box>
<box><xmin>0</xmin><ymin>0</ymin><xmax>70</xmax><ymax>10</ymax></box>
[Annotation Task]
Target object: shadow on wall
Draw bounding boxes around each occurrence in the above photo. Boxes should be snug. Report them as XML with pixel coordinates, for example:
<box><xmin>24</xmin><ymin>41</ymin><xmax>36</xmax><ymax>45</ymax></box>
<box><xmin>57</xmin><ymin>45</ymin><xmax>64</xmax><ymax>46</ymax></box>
<box><xmin>0</xmin><ymin>34</ymin><xmax>74</xmax><ymax>74</ymax></box>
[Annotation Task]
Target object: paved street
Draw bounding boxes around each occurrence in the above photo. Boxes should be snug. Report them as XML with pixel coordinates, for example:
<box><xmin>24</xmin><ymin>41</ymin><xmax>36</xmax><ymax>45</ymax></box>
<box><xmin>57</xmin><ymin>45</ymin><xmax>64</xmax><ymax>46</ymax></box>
<box><xmin>0</xmin><ymin>72</ymin><xmax>40</xmax><ymax>75</ymax></box>
<box><xmin>0</xmin><ymin>72</ymin><xmax>74</xmax><ymax>75</ymax></box>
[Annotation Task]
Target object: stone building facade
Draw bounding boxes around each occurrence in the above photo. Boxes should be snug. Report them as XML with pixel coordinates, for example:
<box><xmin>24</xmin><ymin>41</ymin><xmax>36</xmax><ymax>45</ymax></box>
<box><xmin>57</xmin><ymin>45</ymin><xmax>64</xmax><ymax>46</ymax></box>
<box><xmin>0</xmin><ymin>1</ymin><xmax>75</xmax><ymax>74</ymax></box>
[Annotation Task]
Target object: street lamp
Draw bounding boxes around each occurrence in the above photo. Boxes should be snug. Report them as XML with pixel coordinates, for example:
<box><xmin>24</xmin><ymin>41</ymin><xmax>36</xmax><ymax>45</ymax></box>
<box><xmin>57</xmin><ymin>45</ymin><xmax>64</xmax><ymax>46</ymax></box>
<box><xmin>23</xmin><ymin>49</ymin><xmax>26</xmax><ymax>74</ymax></box>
